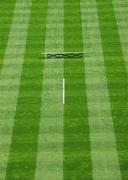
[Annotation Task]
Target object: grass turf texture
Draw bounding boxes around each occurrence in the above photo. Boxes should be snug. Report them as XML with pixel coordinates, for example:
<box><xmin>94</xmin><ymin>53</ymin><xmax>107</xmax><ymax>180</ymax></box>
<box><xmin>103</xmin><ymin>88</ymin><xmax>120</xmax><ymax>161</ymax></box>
<box><xmin>96</xmin><ymin>1</ymin><xmax>128</xmax><ymax>178</ymax></box>
<box><xmin>0</xmin><ymin>0</ymin><xmax>16</xmax><ymax>71</ymax></box>
<box><xmin>4</xmin><ymin>0</ymin><xmax>48</xmax><ymax>179</ymax></box>
<box><xmin>0</xmin><ymin>0</ymin><xmax>128</xmax><ymax>179</ymax></box>
<box><xmin>64</xmin><ymin>1</ymin><xmax>92</xmax><ymax>179</ymax></box>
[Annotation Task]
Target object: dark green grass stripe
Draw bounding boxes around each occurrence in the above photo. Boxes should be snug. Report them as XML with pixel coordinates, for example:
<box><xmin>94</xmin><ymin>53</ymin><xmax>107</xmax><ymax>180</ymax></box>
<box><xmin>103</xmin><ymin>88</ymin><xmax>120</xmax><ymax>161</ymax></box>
<box><xmin>64</xmin><ymin>1</ymin><xmax>92</xmax><ymax>179</ymax></box>
<box><xmin>96</xmin><ymin>0</ymin><xmax>128</xmax><ymax>179</ymax></box>
<box><xmin>5</xmin><ymin>1</ymin><xmax>48</xmax><ymax>179</ymax></box>
<box><xmin>0</xmin><ymin>0</ymin><xmax>16</xmax><ymax>72</ymax></box>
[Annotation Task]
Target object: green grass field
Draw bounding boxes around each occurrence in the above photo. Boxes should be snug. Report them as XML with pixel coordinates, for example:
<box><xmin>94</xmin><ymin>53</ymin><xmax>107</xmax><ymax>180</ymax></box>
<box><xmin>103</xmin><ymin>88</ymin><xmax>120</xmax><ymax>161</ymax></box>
<box><xmin>0</xmin><ymin>0</ymin><xmax>128</xmax><ymax>179</ymax></box>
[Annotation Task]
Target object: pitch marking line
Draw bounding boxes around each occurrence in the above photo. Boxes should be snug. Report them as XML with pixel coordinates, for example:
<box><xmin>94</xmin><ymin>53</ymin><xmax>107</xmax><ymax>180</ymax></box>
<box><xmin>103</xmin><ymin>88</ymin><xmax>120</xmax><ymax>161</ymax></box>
<box><xmin>63</xmin><ymin>78</ymin><xmax>65</xmax><ymax>104</ymax></box>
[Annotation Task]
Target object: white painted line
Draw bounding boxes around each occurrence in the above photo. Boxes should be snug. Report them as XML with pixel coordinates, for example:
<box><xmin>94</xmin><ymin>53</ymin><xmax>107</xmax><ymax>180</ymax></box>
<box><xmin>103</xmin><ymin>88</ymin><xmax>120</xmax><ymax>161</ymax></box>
<box><xmin>0</xmin><ymin>0</ymin><xmax>32</xmax><ymax>179</ymax></box>
<box><xmin>63</xmin><ymin>78</ymin><xmax>65</xmax><ymax>104</ymax></box>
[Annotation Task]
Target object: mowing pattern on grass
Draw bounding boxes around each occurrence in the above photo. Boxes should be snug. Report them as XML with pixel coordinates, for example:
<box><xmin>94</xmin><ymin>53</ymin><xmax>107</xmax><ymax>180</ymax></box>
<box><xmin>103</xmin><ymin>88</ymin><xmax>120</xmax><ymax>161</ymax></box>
<box><xmin>4</xmin><ymin>0</ymin><xmax>47</xmax><ymax>179</ymax></box>
<box><xmin>81</xmin><ymin>0</ymin><xmax>121</xmax><ymax>179</ymax></box>
<box><xmin>0</xmin><ymin>0</ymin><xmax>32</xmax><ymax>179</ymax></box>
<box><xmin>35</xmin><ymin>0</ymin><xmax>63</xmax><ymax>179</ymax></box>
<box><xmin>0</xmin><ymin>0</ymin><xmax>16</xmax><ymax>71</ymax></box>
<box><xmin>96</xmin><ymin>0</ymin><xmax>128</xmax><ymax>179</ymax></box>
<box><xmin>64</xmin><ymin>0</ymin><xmax>92</xmax><ymax>179</ymax></box>
<box><xmin>0</xmin><ymin>0</ymin><xmax>128</xmax><ymax>179</ymax></box>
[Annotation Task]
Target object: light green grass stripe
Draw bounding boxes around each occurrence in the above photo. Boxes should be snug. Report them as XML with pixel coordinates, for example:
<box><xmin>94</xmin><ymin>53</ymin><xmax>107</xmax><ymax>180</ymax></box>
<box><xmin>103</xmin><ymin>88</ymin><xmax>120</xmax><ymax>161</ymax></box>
<box><xmin>80</xmin><ymin>1</ymin><xmax>121</xmax><ymax>179</ymax></box>
<box><xmin>112</xmin><ymin>0</ymin><xmax>128</xmax><ymax>70</ymax></box>
<box><xmin>0</xmin><ymin>0</ymin><xmax>31</xmax><ymax>179</ymax></box>
<box><xmin>35</xmin><ymin>0</ymin><xmax>63</xmax><ymax>179</ymax></box>
<box><xmin>0</xmin><ymin>0</ymin><xmax>16</xmax><ymax>72</ymax></box>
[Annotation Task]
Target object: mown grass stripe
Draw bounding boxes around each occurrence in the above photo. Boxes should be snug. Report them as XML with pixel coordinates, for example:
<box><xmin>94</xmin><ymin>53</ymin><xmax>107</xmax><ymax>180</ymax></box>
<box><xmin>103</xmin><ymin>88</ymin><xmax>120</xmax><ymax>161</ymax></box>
<box><xmin>0</xmin><ymin>0</ymin><xmax>16</xmax><ymax>72</ymax></box>
<box><xmin>80</xmin><ymin>0</ymin><xmax>121</xmax><ymax>179</ymax></box>
<box><xmin>96</xmin><ymin>0</ymin><xmax>128</xmax><ymax>179</ymax></box>
<box><xmin>112</xmin><ymin>1</ymin><xmax>128</xmax><ymax>72</ymax></box>
<box><xmin>112</xmin><ymin>1</ymin><xmax>128</xmax><ymax>178</ymax></box>
<box><xmin>0</xmin><ymin>0</ymin><xmax>32</xmax><ymax>179</ymax></box>
<box><xmin>35</xmin><ymin>0</ymin><xmax>64</xmax><ymax>179</ymax></box>
<box><xmin>64</xmin><ymin>0</ymin><xmax>93</xmax><ymax>179</ymax></box>
<box><xmin>5</xmin><ymin>0</ymin><xmax>48</xmax><ymax>179</ymax></box>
